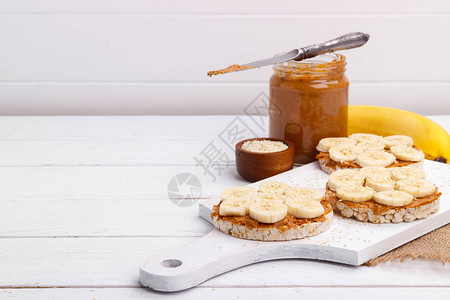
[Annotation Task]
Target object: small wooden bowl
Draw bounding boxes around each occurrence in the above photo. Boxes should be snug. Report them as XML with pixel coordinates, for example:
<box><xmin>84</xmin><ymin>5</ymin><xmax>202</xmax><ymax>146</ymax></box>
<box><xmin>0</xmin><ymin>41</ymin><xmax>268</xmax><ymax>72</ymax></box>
<box><xmin>235</xmin><ymin>138</ymin><xmax>294</xmax><ymax>182</ymax></box>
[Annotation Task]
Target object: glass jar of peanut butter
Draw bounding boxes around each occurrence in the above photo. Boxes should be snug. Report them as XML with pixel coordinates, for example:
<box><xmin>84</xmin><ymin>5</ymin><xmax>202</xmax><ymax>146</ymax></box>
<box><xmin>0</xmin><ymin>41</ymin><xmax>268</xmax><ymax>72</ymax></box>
<box><xmin>269</xmin><ymin>53</ymin><xmax>349</xmax><ymax>165</ymax></box>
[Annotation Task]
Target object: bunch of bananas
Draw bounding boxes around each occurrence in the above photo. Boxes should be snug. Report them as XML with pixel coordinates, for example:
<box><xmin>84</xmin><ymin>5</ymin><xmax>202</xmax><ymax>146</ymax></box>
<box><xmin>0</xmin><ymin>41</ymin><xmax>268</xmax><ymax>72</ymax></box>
<box><xmin>348</xmin><ymin>105</ymin><xmax>450</xmax><ymax>163</ymax></box>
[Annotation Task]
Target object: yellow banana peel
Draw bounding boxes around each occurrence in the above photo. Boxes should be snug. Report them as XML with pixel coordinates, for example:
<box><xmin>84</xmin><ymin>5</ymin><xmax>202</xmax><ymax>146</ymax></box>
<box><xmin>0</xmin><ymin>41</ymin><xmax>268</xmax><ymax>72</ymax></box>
<box><xmin>348</xmin><ymin>105</ymin><xmax>450</xmax><ymax>163</ymax></box>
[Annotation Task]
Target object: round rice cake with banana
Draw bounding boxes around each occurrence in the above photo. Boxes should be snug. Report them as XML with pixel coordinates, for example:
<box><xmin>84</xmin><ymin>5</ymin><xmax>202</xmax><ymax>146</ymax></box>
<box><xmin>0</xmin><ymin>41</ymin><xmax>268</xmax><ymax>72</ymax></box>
<box><xmin>316</xmin><ymin>134</ymin><xmax>424</xmax><ymax>174</ymax></box>
<box><xmin>211</xmin><ymin>181</ymin><xmax>333</xmax><ymax>241</ymax></box>
<box><xmin>325</xmin><ymin>167</ymin><xmax>441</xmax><ymax>223</ymax></box>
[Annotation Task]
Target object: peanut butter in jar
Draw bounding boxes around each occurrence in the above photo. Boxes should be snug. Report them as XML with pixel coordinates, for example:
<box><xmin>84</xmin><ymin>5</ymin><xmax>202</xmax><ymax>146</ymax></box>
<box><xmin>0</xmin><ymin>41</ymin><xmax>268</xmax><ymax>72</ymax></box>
<box><xmin>269</xmin><ymin>53</ymin><xmax>349</xmax><ymax>165</ymax></box>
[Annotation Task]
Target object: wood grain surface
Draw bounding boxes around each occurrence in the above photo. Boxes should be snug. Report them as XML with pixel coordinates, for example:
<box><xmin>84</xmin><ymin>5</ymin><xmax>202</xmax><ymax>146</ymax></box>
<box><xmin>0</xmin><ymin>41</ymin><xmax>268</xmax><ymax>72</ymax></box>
<box><xmin>0</xmin><ymin>115</ymin><xmax>449</xmax><ymax>299</ymax></box>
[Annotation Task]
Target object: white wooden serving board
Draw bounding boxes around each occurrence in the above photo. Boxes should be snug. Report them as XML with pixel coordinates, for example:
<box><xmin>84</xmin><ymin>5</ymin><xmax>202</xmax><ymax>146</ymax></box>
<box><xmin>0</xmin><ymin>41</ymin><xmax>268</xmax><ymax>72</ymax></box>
<box><xmin>140</xmin><ymin>160</ymin><xmax>450</xmax><ymax>292</ymax></box>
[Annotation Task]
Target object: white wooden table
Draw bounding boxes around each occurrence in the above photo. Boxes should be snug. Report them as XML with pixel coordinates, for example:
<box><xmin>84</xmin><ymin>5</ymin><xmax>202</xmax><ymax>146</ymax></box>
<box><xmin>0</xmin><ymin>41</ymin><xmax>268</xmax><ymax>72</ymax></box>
<box><xmin>0</xmin><ymin>115</ymin><xmax>449</xmax><ymax>299</ymax></box>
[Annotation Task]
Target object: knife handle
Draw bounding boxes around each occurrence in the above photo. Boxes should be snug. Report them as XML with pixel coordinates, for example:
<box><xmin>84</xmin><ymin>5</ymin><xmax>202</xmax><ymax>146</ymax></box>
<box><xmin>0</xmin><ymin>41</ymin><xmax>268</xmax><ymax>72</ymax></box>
<box><xmin>295</xmin><ymin>32</ymin><xmax>370</xmax><ymax>61</ymax></box>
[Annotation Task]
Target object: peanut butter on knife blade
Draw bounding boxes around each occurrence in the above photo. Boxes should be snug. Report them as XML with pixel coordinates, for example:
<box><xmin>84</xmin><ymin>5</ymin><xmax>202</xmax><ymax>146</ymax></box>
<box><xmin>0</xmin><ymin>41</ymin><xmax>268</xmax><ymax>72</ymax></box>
<box><xmin>207</xmin><ymin>64</ymin><xmax>255</xmax><ymax>77</ymax></box>
<box><xmin>207</xmin><ymin>33</ymin><xmax>369</xmax><ymax>77</ymax></box>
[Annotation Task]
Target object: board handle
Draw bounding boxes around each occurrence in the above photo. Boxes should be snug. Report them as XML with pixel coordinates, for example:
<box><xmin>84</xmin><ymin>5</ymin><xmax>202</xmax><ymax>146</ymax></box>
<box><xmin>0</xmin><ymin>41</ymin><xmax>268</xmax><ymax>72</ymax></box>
<box><xmin>139</xmin><ymin>229</ymin><xmax>351</xmax><ymax>292</ymax></box>
<box><xmin>139</xmin><ymin>229</ymin><xmax>254</xmax><ymax>292</ymax></box>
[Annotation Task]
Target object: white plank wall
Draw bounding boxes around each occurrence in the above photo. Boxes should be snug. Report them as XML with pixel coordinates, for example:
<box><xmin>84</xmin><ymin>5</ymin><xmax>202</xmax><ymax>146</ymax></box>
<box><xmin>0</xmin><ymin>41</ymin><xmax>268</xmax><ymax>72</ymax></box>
<box><xmin>0</xmin><ymin>1</ymin><xmax>449</xmax><ymax>115</ymax></box>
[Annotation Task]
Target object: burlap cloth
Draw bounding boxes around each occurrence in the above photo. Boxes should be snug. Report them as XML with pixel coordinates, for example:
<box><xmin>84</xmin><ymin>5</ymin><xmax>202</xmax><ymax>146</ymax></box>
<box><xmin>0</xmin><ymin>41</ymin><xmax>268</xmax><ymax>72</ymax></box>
<box><xmin>365</xmin><ymin>223</ymin><xmax>450</xmax><ymax>266</ymax></box>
